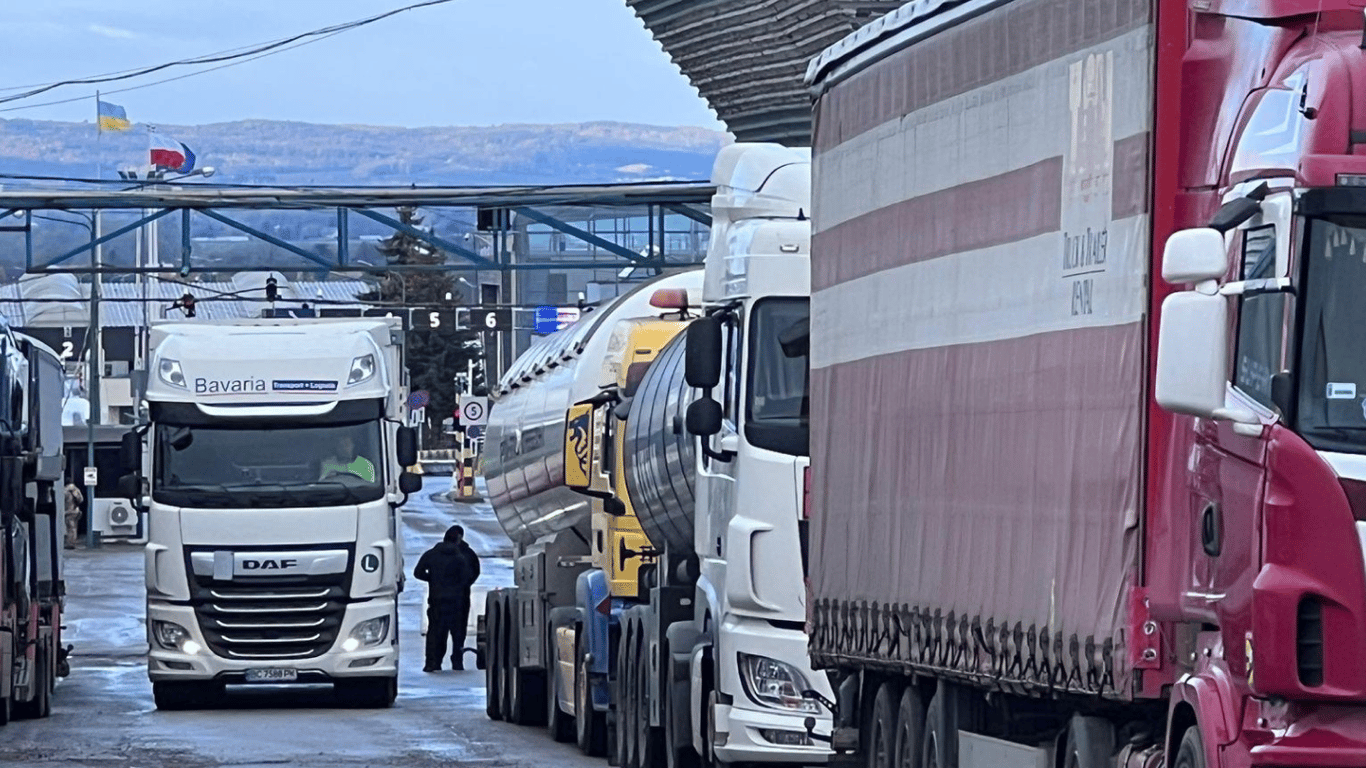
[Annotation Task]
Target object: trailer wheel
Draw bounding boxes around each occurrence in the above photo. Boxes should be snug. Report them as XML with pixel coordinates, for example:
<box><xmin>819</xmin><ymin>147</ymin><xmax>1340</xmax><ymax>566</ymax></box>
<box><xmin>867</xmin><ymin>681</ymin><xmax>900</xmax><ymax>768</ymax></box>
<box><xmin>618</xmin><ymin>620</ymin><xmax>637</xmax><ymax>768</ymax></box>
<box><xmin>1063</xmin><ymin>715</ymin><xmax>1115</xmax><ymax>768</ymax></box>
<box><xmin>893</xmin><ymin>686</ymin><xmax>925</xmax><ymax>768</ymax></box>
<box><xmin>575</xmin><ymin>634</ymin><xmax>607</xmax><ymax>756</ymax></box>
<box><xmin>637</xmin><ymin>632</ymin><xmax>663</xmax><ymax>768</ymax></box>
<box><xmin>1173</xmin><ymin>726</ymin><xmax>1205</xmax><ymax>768</ymax></box>
<box><xmin>921</xmin><ymin>685</ymin><xmax>952</xmax><ymax>768</ymax></box>
<box><xmin>498</xmin><ymin>605</ymin><xmax>514</xmax><ymax>721</ymax></box>
<box><xmin>625</xmin><ymin>621</ymin><xmax>642</xmax><ymax>768</ymax></box>
<box><xmin>485</xmin><ymin>599</ymin><xmax>503</xmax><ymax>721</ymax></box>
<box><xmin>15</xmin><ymin>646</ymin><xmax>50</xmax><ymax>720</ymax></box>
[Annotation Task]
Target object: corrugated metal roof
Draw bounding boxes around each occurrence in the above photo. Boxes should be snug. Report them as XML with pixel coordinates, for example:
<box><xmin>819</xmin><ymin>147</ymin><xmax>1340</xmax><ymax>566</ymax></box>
<box><xmin>0</xmin><ymin>279</ymin><xmax>375</xmax><ymax>328</ymax></box>
<box><xmin>625</xmin><ymin>0</ymin><xmax>902</xmax><ymax>145</ymax></box>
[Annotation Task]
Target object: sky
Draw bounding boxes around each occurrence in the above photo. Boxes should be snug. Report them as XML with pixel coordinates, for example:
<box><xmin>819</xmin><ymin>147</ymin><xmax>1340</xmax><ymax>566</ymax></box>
<box><xmin>1</xmin><ymin>0</ymin><xmax>725</xmax><ymax>131</ymax></box>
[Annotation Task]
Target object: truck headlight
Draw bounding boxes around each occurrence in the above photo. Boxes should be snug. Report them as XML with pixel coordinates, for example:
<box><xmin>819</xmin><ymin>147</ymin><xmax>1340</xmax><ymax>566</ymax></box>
<box><xmin>157</xmin><ymin>359</ymin><xmax>187</xmax><ymax>389</ymax></box>
<box><xmin>152</xmin><ymin>620</ymin><xmax>201</xmax><ymax>654</ymax></box>
<box><xmin>737</xmin><ymin>653</ymin><xmax>819</xmax><ymax>714</ymax></box>
<box><xmin>342</xmin><ymin>616</ymin><xmax>389</xmax><ymax>651</ymax></box>
<box><xmin>347</xmin><ymin>354</ymin><xmax>376</xmax><ymax>386</ymax></box>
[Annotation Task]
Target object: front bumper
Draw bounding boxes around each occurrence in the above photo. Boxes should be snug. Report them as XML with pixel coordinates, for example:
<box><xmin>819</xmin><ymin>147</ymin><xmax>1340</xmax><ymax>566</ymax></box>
<box><xmin>1247</xmin><ymin>704</ymin><xmax>1366</xmax><ymax>767</ymax></box>
<box><xmin>147</xmin><ymin>599</ymin><xmax>398</xmax><ymax>682</ymax></box>
<box><xmin>714</xmin><ymin>618</ymin><xmax>832</xmax><ymax>764</ymax></box>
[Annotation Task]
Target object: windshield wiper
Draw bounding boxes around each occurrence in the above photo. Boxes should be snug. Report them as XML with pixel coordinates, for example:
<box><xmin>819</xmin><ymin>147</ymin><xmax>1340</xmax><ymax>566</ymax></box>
<box><xmin>307</xmin><ymin>480</ymin><xmax>366</xmax><ymax>506</ymax></box>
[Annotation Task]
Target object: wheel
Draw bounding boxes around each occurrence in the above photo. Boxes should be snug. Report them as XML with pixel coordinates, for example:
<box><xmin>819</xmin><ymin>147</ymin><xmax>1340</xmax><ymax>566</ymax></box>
<box><xmin>498</xmin><ymin>608</ymin><xmax>514</xmax><ymax>721</ymax></box>
<box><xmin>893</xmin><ymin>686</ymin><xmax>925</xmax><ymax>768</ymax></box>
<box><xmin>575</xmin><ymin>635</ymin><xmax>607</xmax><ymax>756</ymax></box>
<box><xmin>1173</xmin><ymin>726</ymin><xmax>1206</xmax><ymax>768</ymax></box>
<box><xmin>637</xmin><ymin>634</ymin><xmax>664</xmax><ymax>768</ymax></box>
<box><xmin>153</xmin><ymin>680</ymin><xmax>218</xmax><ymax>711</ymax></box>
<box><xmin>663</xmin><ymin>657</ymin><xmax>699</xmax><ymax>768</ymax></box>
<box><xmin>485</xmin><ymin>600</ymin><xmax>503</xmax><ymax>721</ymax></box>
<box><xmin>15</xmin><ymin>648</ymin><xmax>50</xmax><ymax>720</ymax></box>
<box><xmin>615</xmin><ymin>626</ymin><xmax>632</xmax><ymax>766</ymax></box>
<box><xmin>548</xmin><ymin>656</ymin><xmax>575</xmax><ymax>742</ymax></box>
<box><xmin>0</xmin><ymin>691</ymin><xmax>12</xmax><ymax>725</ymax></box>
<box><xmin>702</xmin><ymin>687</ymin><xmax>728</xmax><ymax>767</ymax></box>
<box><xmin>867</xmin><ymin>681</ymin><xmax>899</xmax><ymax>768</ymax></box>
<box><xmin>1063</xmin><ymin>715</ymin><xmax>1115</xmax><ymax>768</ymax></box>
<box><xmin>336</xmin><ymin>676</ymin><xmax>396</xmax><ymax>709</ymax></box>
<box><xmin>921</xmin><ymin>686</ymin><xmax>951</xmax><ymax>768</ymax></box>
<box><xmin>623</xmin><ymin>624</ymin><xmax>640</xmax><ymax>768</ymax></box>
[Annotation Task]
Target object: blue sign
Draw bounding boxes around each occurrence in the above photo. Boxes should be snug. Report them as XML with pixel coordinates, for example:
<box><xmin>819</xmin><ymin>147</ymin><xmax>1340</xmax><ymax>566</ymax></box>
<box><xmin>408</xmin><ymin>390</ymin><xmax>430</xmax><ymax>409</ymax></box>
<box><xmin>533</xmin><ymin>306</ymin><xmax>582</xmax><ymax>334</ymax></box>
<box><xmin>533</xmin><ymin>306</ymin><xmax>559</xmax><ymax>334</ymax></box>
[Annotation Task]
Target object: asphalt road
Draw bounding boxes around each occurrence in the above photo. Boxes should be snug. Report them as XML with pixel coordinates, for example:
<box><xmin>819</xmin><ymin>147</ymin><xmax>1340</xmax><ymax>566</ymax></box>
<box><xmin>0</xmin><ymin>476</ymin><xmax>599</xmax><ymax>768</ymax></box>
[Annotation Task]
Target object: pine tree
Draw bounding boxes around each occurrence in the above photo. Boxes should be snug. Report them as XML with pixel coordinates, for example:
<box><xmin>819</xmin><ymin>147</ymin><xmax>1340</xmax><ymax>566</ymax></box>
<box><xmin>362</xmin><ymin>208</ymin><xmax>483</xmax><ymax>446</ymax></box>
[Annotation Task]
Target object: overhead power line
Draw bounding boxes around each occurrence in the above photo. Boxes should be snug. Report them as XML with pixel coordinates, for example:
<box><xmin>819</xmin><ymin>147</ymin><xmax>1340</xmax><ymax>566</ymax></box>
<box><xmin>0</xmin><ymin>0</ymin><xmax>457</xmax><ymax>107</ymax></box>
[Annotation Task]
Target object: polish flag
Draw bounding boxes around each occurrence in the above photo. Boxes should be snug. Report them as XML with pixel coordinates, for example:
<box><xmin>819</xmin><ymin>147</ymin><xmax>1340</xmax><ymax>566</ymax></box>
<box><xmin>149</xmin><ymin>131</ymin><xmax>196</xmax><ymax>174</ymax></box>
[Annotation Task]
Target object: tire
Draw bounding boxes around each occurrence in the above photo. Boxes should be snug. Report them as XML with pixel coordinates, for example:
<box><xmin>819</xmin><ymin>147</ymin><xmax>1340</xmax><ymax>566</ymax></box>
<box><xmin>663</xmin><ymin>662</ymin><xmax>699</xmax><ymax>768</ymax></box>
<box><xmin>893</xmin><ymin>686</ymin><xmax>924</xmax><ymax>768</ymax></box>
<box><xmin>1173</xmin><ymin>726</ymin><xmax>1206</xmax><ymax>768</ymax></box>
<box><xmin>616</xmin><ymin>624</ymin><xmax>633</xmax><ymax>767</ymax></box>
<box><xmin>868</xmin><ymin>681</ymin><xmax>900</xmax><ymax>768</ymax></box>
<box><xmin>575</xmin><ymin>635</ymin><xmax>607</xmax><ymax>756</ymax></box>
<box><xmin>921</xmin><ymin>686</ymin><xmax>952</xmax><ymax>768</ymax></box>
<box><xmin>623</xmin><ymin>623</ymin><xmax>640</xmax><ymax>768</ymax></box>
<box><xmin>336</xmin><ymin>676</ymin><xmax>396</xmax><ymax>709</ymax></box>
<box><xmin>548</xmin><ymin>651</ymin><xmax>575</xmax><ymax>742</ymax></box>
<box><xmin>498</xmin><ymin>608</ymin><xmax>514</xmax><ymax>721</ymax></box>
<box><xmin>15</xmin><ymin>647</ymin><xmax>50</xmax><ymax>720</ymax></box>
<box><xmin>637</xmin><ymin>633</ymin><xmax>663</xmax><ymax>768</ymax></box>
<box><xmin>485</xmin><ymin>600</ymin><xmax>503</xmax><ymax>721</ymax></box>
<box><xmin>702</xmin><ymin>687</ymin><xmax>729</xmax><ymax>767</ymax></box>
<box><xmin>1063</xmin><ymin>715</ymin><xmax>1115</xmax><ymax>768</ymax></box>
<box><xmin>153</xmin><ymin>680</ymin><xmax>217</xmax><ymax>711</ymax></box>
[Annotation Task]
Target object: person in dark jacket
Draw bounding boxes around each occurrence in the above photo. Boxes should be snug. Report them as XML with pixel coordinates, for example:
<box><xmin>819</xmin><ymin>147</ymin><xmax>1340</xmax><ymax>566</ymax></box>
<box><xmin>414</xmin><ymin>524</ymin><xmax>481</xmax><ymax>671</ymax></box>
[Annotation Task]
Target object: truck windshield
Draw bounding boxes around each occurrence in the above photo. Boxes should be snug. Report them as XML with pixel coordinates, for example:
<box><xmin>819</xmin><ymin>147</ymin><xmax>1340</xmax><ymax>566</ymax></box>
<box><xmin>746</xmin><ymin>297</ymin><xmax>809</xmax><ymax>456</ymax></box>
<box><xmin>153</xmin><ymin>420</ymin><xmax>384</xmax><ymax>508</ymax></box>
<box><xmin>1295</xmin><ymin>216</ymin><xmax>1366</xmax><ymax>452</ymax></box>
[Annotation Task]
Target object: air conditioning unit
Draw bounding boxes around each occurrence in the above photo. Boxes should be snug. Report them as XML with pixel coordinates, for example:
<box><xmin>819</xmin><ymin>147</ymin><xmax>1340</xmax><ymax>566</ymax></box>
<box><xmin>92</xmin><ymin>497</ymin><xmax>143</xmax><ymax>542</ymax></box>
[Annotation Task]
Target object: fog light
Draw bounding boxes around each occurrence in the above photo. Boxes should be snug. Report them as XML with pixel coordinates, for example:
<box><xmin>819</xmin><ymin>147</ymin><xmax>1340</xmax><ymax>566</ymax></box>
<box><xmin>759</xmin><ymin>728</ymin><xmax>813</xmax><ymax>747</ymax></box>
<box><xmin>348</xmin><ymin>656</ymin><xmax>381</xmax><ymax>668</ymax></box>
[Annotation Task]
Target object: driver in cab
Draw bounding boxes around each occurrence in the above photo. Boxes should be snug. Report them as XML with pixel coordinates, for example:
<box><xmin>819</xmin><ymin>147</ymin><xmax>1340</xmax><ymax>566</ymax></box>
<box><xmin>319</xmin><ymin>434</ymin><xmax>376</xmax><ymax>482</ymax></box>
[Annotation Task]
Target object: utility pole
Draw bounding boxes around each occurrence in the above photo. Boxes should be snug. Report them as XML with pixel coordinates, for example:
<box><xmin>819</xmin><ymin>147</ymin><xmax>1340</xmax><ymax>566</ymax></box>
<box><xmin>86</xmin><ymin>211</ymin><xmax>100</xmax><ymax>548</ymax></box>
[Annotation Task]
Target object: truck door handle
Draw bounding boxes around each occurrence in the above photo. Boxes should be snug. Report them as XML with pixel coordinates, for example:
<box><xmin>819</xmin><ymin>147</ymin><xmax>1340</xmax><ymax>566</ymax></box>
<box><xmin>1201</xmin><ymin>502</ymin><xmax>1222</xmax><ymax>557</ymax></box>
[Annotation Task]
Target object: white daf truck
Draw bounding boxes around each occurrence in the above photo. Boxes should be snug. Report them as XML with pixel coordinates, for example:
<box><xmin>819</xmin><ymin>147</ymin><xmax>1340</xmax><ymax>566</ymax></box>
<box><xmin>122</xmin><ymin>318</ymin><xmax>420</xmax><ymax>710</ymax></box>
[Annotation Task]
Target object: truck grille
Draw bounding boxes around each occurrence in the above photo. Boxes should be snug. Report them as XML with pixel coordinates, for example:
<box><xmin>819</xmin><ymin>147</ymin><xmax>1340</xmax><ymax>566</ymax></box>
<box><xmin>189</xmin><ymin>573</ymin><xmax>350</xmax><ymax>661</ymax></box>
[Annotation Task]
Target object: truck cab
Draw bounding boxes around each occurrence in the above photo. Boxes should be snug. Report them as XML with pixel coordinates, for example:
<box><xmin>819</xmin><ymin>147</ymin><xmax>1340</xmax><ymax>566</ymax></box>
<box><xmin>131</xmin><ymin>318</ymin><xmax>418</xmax><ymax>710</ymax></box>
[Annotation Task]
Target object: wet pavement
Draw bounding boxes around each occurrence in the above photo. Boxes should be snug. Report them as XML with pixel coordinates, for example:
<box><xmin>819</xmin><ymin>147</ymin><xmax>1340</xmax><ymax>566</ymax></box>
<box><xmin>0</xmin><ymin>476</ymin><xmax>598</xmax><ymax>768</ymax></box>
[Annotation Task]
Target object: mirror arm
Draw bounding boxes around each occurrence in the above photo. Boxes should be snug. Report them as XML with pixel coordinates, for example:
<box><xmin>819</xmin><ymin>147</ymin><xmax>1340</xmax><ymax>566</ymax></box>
<box><xmin>700</xmin><ymin>440</ymin><xmax>735</xmax><ymax>463</ymax></box>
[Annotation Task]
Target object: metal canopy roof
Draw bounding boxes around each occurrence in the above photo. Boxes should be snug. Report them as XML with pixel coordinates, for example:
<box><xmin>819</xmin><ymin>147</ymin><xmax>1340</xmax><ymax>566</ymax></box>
<box><xmin>625</xmin><ymin>0</ymin><xmax>901</xmax><ymax>145</ymax></box>
<box><xmin>0</xmin><ymin>180</ymin><xmax>716</xmax><ymax>212</ymax></box>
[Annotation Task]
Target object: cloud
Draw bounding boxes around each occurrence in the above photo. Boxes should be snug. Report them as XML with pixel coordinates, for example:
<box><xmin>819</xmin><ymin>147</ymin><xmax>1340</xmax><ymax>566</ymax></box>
<box><xmin>88</xmin><ymin>24</ymin><xmax>138</xmax><ymax>40</ymax></box>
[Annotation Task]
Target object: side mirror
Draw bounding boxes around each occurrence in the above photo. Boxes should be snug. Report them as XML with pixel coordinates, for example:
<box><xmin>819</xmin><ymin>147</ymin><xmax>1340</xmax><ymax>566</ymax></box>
<box><xmin>120</xmin><ymin>431</ymin><xmax>142</xmax><ymax>472</ymax></box>
<box><xmin>1155</xmin><ymin>290</ymin><xmax>1229</xmax><ymax>418</ymax></box>
<box><xmin>685</xmin><ymin>398</ymin><xmax>722</xmax><ymax>437</ymax></box>
<box><xmin>399</xmin><ymin>471</ymin><xmax>422</xmax><ymax>495</ymax></box>
<box><xmin>685</xmin><ymin>317</ymin><xmax>722</xmax><ymax>389</ymax></box>
<box><xmin>1162</xmin><ymin>228</ymin><xmax>1228</xmax><ymax>285</ymax></box>
<box><xmin>396</xmin><ymin>426</ymin><xmax>418</xmax><ymax>468</ymax></box>
<box><xmin>117</xmin><ymin>473</ymin><xmax>140</xmax><ymax>501</ymax></box>
<box><xmin>563</xmin><ymin>403</ymin><xmax>595</xmax><ymax>491</ymax></box>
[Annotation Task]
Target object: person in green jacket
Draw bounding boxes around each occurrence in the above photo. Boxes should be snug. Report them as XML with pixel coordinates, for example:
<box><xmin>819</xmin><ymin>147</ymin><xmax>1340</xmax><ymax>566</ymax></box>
<box><xmin>319</xmin><ymin>434</ymin><xmax>376</xmax><ymax>483</ymax></box>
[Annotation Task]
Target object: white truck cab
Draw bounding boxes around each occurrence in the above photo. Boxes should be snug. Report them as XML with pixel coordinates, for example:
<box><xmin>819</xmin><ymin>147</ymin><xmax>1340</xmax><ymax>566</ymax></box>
<box><xmin>129</xmin><ymin>318</ymin><xmax>418</xmax><ymax>710</ymax></box>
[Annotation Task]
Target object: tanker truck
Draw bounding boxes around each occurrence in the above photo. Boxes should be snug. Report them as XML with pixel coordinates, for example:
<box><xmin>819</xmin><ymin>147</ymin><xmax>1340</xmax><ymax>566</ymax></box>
<box><xmin>560</xmin><ymin>142</ymin><xmax>833</xmax><ymax>768</ymax></box>
<box><xmin>478</xmin><ymin>270</ymin><xmax>703</xmax><ymax>748</ymax></box>
<box><xmin>803</xmin><ymin>1</ymin><xmax>1366</xmax><ymax>767</ymax></box>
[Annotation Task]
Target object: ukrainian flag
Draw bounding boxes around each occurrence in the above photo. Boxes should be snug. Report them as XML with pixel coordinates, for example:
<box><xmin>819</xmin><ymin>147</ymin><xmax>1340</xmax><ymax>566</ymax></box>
<box><xmin>97</xmin><ymin>100</ymin><xmax>130</xmax><ymax>132</ymax></box>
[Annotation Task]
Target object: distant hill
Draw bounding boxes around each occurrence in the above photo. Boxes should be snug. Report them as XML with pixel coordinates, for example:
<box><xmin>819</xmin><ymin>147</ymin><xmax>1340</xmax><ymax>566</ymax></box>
<box><xmin>0</xmin><ymin>118</ymin><xmax>730</xmax><ymax>186</ymax></box>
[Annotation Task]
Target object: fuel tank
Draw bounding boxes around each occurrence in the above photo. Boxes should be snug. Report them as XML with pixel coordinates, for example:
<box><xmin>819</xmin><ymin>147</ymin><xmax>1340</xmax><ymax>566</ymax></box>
<box><xmin>484</xmin><ymin>270</ymin><xmax>702</xmax><ymax>548</ymax></box>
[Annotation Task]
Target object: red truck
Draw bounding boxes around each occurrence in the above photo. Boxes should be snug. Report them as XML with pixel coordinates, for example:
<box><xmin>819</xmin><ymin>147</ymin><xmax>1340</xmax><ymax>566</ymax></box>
<box><xmin>804</xmin><ymin>1</ymin><xmax>1366</xmax><ymax>766</ymax></box>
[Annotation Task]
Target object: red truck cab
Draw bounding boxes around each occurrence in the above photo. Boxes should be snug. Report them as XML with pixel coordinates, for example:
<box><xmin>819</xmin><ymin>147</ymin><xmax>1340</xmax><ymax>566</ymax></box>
<box><xmin>1152</xmin><ymin>2</ymin><xmax>1366</xmax><ymax>764</ymax></box>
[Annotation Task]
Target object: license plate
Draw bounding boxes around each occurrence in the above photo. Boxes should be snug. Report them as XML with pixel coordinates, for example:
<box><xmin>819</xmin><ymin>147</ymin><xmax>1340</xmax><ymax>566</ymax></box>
<box><xmin>244</xmin><ymin>667</ymin><xmax>297</xmax><ymax>683</ymax></box>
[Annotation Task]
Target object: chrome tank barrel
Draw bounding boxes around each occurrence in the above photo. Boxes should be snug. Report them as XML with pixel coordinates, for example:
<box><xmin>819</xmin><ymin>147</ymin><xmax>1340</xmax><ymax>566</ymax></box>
<box><xmin>483</xmin><ymin>270</ymin><xmax>702</xmax><ymax>548</ymax></box>
<box><xmin>623</xmin><ymin>333</ymin><xmax>697</xmax><ymax>553</ymax></box>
